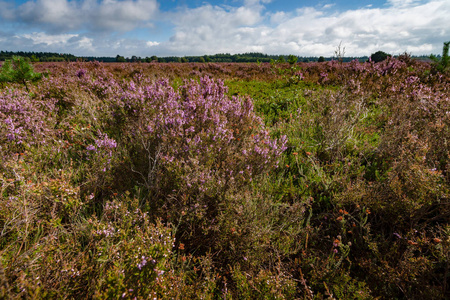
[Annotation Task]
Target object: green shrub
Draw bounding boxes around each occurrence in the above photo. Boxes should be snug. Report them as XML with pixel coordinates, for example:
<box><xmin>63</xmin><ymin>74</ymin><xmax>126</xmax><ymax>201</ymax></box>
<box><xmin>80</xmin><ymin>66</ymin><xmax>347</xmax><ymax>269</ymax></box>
<box><xmin>0</xmin><ymin>56</ymin><xmax>42</xmax><ymax>91</ymax></box>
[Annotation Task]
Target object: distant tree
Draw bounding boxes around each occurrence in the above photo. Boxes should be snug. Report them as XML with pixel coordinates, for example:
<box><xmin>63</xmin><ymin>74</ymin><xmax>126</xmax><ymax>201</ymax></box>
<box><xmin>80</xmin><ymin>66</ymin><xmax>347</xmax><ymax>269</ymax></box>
<box><xmin>181</xmin><ymin>57</ymin><xmax>188</xmax><ymax>63</ymax></box>
<box><xmin>116</xmin><ymin>55</ymin><xmax>126</xmax><ymax>62</ymax></box>
<box><xmin>151</xmin><ymin>55</ymin><xmax>158</xmax><ymax>62</ymax></box>
<box><xmin>442</xmin><ymin>41</ymin><xmax>450</xmax><ymax>69</ymax></box>
<box><xmin>370</xmin><ymin>51</ymin><xmax>391</xmax><ymax>63</ymax></box>
<box><xmin>334</xmin><ymin>41</ymin><xmax>346</xmax><ymax>63</ymax></box>
<box><xmin>288</xmin><ymin>55</ymin><xmax>298</xmax><ymax>65</ymax></box>
<box><xmin>430</xmin><ymin>41</ymin><xmax>450</xmax><ymax>72</ymax></box>
<box><xmin>276</xmin><ymin>56</ymin><xmax>285</xmax><ymax>63</ymax></box>
<box><xmin>199</xmin><ymin>57</ymin><xmax>206</xmax><ymax>63</ymax></box>
<box><xmin>318</xmin><ymin>56</ymin><xmax>325</xmax><ymax>62</ymax></box>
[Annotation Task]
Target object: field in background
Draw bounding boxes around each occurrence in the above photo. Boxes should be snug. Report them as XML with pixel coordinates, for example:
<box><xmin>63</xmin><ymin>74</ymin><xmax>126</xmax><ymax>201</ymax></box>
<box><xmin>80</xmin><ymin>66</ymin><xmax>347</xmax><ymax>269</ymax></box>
<box><xmin>1</xmin><ymin>58</ymin><xmax>449</xmax><ymax>299</ymax></box>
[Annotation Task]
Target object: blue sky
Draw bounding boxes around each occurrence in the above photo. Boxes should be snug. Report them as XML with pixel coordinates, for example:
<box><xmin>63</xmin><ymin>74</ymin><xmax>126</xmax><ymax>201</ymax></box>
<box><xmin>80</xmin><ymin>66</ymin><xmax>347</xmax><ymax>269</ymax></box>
<box><xmin>0</xmin><ymin>0</ymin><xmax>448</xmax><ymax>57</ymax></box>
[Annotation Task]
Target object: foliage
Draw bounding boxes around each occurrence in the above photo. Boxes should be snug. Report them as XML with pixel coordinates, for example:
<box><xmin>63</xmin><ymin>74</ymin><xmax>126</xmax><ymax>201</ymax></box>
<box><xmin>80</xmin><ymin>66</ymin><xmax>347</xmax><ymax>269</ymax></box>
<box><xmin>1</xmin><ymin>58</ymin><xmax>449</xmax><ymax>299</ymax></box>
<box><xmin>288</xmin><ymin>55</ymin><xmax>298</xmax><ymax>65</ymax></box>
<box><xmin>0</xmin><ymin>56</ymin><xmax>42</xmax><ymax>91</ymax></box>
<box><xmin>370</xmin><ymin>50</ymin><xmax>391</xmax><ymax>63</ymax></box>
<box><xmin>430</xmin><ymin>41</ymin><xmax>450</xmax><ymax>73</ymax></box>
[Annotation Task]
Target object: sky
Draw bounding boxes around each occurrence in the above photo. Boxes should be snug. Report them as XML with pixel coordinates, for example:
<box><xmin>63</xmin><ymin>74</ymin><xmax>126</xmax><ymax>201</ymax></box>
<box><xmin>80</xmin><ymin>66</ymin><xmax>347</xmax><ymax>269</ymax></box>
<box><xmin>0</xmin><ymin>0</ymin><xmax>448</xmax><ymax>58</ymax></box>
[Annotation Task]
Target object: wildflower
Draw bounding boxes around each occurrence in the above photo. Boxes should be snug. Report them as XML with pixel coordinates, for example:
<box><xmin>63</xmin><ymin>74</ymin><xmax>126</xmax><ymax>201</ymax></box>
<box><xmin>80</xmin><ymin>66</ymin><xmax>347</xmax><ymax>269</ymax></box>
<box><xmin>393</xmin><ymin>233</ymin><xmax>402</xmax><ymax>239</ymax></box>
<box><xmin>333</xmin><ymin>239</ymin><xmax>340</xmax><ymax>247</ymax></box>
<box><xmin>137</xmin><ymin>256</ymin><xmax>148</xmax><ymax>270</ymax></box>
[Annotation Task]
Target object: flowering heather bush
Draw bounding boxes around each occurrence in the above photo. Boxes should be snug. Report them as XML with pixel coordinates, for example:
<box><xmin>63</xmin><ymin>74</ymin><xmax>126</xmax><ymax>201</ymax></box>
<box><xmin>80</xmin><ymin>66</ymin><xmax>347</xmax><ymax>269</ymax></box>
<box><xmin>0</xmin><ymin>89</ymin><xmax>56</xmax><ymax>152</ymax></box>
<box><xmin>84</xmin><ymin>74</ymin><xmax>290</xmax><ymax>252</ymax></box>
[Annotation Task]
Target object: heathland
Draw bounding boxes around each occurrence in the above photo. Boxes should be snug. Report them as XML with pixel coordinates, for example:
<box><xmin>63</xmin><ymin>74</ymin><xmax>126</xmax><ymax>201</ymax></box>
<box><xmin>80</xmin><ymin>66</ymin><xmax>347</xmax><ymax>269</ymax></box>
<box><xmin>1</xmin><ymin>56</ymin><xmax>449</xmax><ymax>299</ymax></box>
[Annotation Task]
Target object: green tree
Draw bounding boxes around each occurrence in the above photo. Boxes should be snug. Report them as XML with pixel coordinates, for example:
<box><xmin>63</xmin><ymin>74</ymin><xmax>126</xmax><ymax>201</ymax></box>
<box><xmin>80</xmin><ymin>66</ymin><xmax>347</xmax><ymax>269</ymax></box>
<box><xmin>287</xmin><ymin>55</ymin><xmax>298</xmax><ymax>65</ymax></box>
<box><xmin>370</xmin><ymin>51</ymin><xmax>390</xmax><ymax>63</ymax></box>
<box><xmin>318</xmin><ymin>56</ymin><xmax>325</xmax><ymax>63</ymax></box>
<box><xmin>0</xmin><ymin>56</ymin><xmax>42</xmax><ymax>91</ymax></box>
<box><xmin>442</xmin><ymin>41</ymin><xmax>450</xmax><ymax>69</ymax></box>
<box><xmin>116</xmin><ymin>55</ymin><xmax>126</xmax><ymax>62</ymax></box>
<box><xmin>430</xmin><ymin>41</ymin><xmax>450</xmax><ymax>72</ymax></box>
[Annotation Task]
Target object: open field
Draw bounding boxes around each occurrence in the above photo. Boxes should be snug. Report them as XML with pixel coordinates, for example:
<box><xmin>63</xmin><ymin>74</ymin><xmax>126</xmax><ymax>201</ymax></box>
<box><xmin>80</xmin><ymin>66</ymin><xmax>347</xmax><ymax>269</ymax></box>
<box><xmin>1</xmin><ymin>58</ymin><xmax>449</xmax><ymax>299</ymax></box>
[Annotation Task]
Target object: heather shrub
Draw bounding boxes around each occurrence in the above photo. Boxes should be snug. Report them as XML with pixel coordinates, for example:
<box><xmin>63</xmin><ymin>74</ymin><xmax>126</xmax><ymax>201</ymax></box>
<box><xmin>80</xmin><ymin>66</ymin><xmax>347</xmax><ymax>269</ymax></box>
<box><xmin>0</xmin><ymin>89</ymin><xmax>57</xmax><ymax>156</ymax></box>
<box><xmin>97</xmin><ymin>76</ymin><xmax>289</xmax><ymax>254</ymax></box>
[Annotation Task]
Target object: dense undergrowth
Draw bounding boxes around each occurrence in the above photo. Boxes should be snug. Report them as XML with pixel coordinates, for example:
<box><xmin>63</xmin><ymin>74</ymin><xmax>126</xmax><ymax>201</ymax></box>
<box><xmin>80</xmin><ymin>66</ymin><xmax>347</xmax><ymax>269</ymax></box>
<box><xmin>1</xmin><ymin>57</ymin><xmax>449</xmax><ymax>299</ymax></box>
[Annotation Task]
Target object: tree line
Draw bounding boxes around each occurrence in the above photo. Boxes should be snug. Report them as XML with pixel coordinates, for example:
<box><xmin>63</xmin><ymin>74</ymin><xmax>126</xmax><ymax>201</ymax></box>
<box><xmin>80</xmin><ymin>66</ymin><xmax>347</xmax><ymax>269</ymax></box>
<box><xmin>0</xmin><ymin>51</ymin><xmax>77</xmax><ymax>62</ymax></box>
<box><xmin>1</xmin><ymin>50</ymin><xmax>370</xmax><ymax>63</ymax></box>
<box><xmin>1</xmin><ymin>50</ymin><xmax>439</xmax><ymax>64</ymax></box>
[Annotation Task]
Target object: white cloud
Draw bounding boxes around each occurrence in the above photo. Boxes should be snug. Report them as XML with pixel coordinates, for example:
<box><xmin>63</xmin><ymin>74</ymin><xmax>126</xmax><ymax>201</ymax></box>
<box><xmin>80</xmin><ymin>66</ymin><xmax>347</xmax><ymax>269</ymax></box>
<box><xmin>15</xmin><ymin>0</ymin><xmax>159</xmax><ymax>32</ymax></box>
<box><xmin>0</xmin><ymin>0</ymin><xmax>448</xmax><ymax>57</ymax></box>
<box><xmin>19</xmin><ymin>32</ymin><xmax>78</xmax><ymax>45</ymax></box>
<box><xmin>322</xmin><ymin>4</ymin><xmax>335</xmax><ymax>9</ymax></box>
<box><xmin>146</xmin><ymin>41</ymin><xmax>160</xmax><ymax>47</ymax></box>
<box><xmin>94</xmin><ymin>0</ymin><xmax>158</xmax><ymax>31</ymax></box>
<box><xmin>19</xmin><ymin>0</ymin><xmax>80</xmax><ymax>30</ymax></box>
<box><xmin>0</xmin><ymin>1</ymin><xmax>16</xmax><ymax>20</ymax></box>
<box><xmin>158</xmin><ymin>0</ymin><xmax>450</xmax><ymax>56</ymax></box>
<box><xmin>387</xmin><ymin>0</ymin><xmax>425</xmax><ymax>8</ymax></box>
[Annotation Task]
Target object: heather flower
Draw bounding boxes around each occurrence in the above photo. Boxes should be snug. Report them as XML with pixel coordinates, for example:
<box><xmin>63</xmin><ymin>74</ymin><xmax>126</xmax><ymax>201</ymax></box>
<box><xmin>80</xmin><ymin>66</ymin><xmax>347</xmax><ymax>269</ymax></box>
<box><xmin>137</xmin><ymin>256</ymin><xmax>148</xmax><ymax>270</ymax></box>
<box><xmin>76</xmin><ymin>68</ymin><xmax>87</xmax><ymax>78</ymax></box>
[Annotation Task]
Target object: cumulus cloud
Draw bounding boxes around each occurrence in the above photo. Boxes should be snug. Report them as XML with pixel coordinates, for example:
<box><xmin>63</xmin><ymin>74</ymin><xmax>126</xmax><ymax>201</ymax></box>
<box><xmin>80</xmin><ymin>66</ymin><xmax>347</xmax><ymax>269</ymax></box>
<box><xmin>0</xmin><ymin>0</ymin><xmax>448</xmax><ymax>57</ymax></box>
<box><xmin>0</xmin><ymin>1</ymin><xmax>16</xmax><ymax>20</ymax></box>
<box><xmin>159</xmin><ymin>2</ymin><xmax>267</xmax><ymax>55</ymax></box>
<box><xmin>19</xmin><ymin>32</ymin><xmax>78</xmax><ymax>45</ymax></box>
<box><xmin>159</xmin><ymin>0</ymin><xmax>450</xmax><ymax>56</ymax></box>
<box><xmin>13</xmin><ymin>0</ymin><xmax>159</xmax><ymax>32</ymax></box>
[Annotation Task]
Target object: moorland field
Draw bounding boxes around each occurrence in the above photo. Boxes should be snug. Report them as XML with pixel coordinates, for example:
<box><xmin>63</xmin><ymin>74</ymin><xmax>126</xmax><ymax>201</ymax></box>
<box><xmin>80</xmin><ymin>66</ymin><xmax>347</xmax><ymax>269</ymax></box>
<box><xmin>1</xmin><ymin>56</ymin><xmax>449</xmax><ymax>299</ymax></box>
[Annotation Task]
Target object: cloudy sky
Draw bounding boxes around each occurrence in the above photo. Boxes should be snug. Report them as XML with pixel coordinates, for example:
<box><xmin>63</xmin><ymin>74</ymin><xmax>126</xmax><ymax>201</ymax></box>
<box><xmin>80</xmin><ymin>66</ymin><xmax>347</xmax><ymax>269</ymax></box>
<box><xmin>0</xmin><ymin>0</ymin><xmax>448</xmax><ymax>58</ymax></box>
